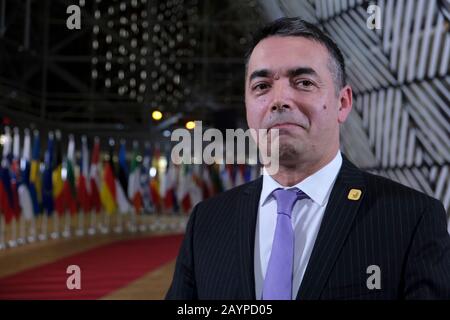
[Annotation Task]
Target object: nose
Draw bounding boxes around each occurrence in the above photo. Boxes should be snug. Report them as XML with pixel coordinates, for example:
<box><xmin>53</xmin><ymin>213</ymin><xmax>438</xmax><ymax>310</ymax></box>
<box><xmin>271</xmin><ymin>103</ymin><xmax>290</xmax><ymax>112</ymax></box>
<box><xmin>270</xmin><ymin>80</ymin><xmax>292</xmax><ymax>112</ymax></box>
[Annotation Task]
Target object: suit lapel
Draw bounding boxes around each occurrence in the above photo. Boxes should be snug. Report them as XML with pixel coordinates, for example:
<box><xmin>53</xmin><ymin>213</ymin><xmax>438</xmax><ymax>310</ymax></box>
<box><xmin>236</xmin><ymin>176</ymin><xmax>262</xmax><ymax>299</ymax></box>
<box><xmin>296</xmin><ymin>156</ymin><xmax>366</xmax><ymax>300</ymax></box>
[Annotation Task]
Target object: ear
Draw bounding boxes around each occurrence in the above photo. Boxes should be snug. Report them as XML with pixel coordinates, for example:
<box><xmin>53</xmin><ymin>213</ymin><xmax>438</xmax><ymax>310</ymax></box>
<box><xmin>337</xmin><ymin>85</ymin><xmax>353</xmax><ymax>124</ymax></box>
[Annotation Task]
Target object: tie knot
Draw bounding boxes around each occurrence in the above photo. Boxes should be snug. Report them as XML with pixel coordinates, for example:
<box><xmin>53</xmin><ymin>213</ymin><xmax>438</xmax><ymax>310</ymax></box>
<box><xmin>272</xmin><ymin>188</ymin><xmax>308</xmax><ymax>218</ymax></box>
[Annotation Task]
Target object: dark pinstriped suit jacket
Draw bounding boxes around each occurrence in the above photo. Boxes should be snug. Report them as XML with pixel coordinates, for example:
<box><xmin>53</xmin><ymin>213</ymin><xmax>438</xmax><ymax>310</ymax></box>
<box><xmin>166</xmin><ymin>156</ymin><xmax>450</xmax><ymax>300</ymax></box>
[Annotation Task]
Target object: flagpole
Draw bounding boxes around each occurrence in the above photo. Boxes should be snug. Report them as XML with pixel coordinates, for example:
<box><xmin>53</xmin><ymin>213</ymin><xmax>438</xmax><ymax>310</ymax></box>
<box><xmin>127</xmin><ymin>211</ymin><xmax>132</xmax><ymax>232</ymax></box>
<box><xmin>138</xmin><ymin>212</ymin><xmax>147</xmax><ymax>233</ymax></box>
<box><xmin>0</xmin><ymin>215</ymin><xmax>5</xmax><ymax>250</ymax></box>
<box><xmin>28</xmin><ymin>216</ymin><xmax>36</xmax><ymax>243</ymax></box>
<box><xmin>114</xmin><ymin>211</ymin><xmax>123</xmax><ymax>234</ymax></box>
<box><xmin>105</xmin><ymin>213</ymin><xmax>110</xmax><ymax>233</ymax></box>
<box><xmin>175</xmin><ymin>208</ymin><xmax>184</xmax><ymax>233</ymax></box>
<box><xmin>147</xmin><ymin>212</ymin><xmax>152</xmax><ymax>232</ymax></box>
<box><xmin>148</xmin><ymin>213</ymin><xmax>153</xmax><ymax>232</ymax></box>
<box><xmin>136</xmin><ymin>212</ymin><xmax>141</xmax><ymax>232</ymax></box>
<box><xmin>62</xmin><ymin>211</ymin><xmax>71</xmax><ymax>238</ymax></box>
<box><xmin>68</xmin><ymin>211</ymin><xmax>72</xmax><ymax>237</ymax></box>
<box><xmin>144</xmin><ymin>213</ymin><xmax>150</xmax><ymax>233</ymax></box>
<box><xmin>169</xmin><ymin>209</ymin><xmax>176</xmax><ymax>232</ymax></box>
<box><xmin>35</xmin><ymin>214</ymin><xmax>40</xmax><ymax>241</ymax></box>
<box><xmin>51</xmin><ymin>213</ymin><xmax>59</xmax><ymax>239</ymax></box>
<box><xmin>158</xmin><ymin>210</ymin><xmax>164</xmax><ymax>231</ymax></box>
<box><xmin>101</xmin><ymin>212</ymin><xmax>109</xmax><ymax>234</ymax></box>
<box><xmin>39</xmin><ymin>214</ymin><xmax>48</xmax><ymax>241</ymax></box>
<box><xmin>88</xmin><ymin>210</ymin><xmax>96</xmax><ymax>235</ymax></box>
<box><xmin>100</xmin><ymin>212</ymin><xmax>105</xmax><ymax>234</ymax></box>
<box><xmin>128</xmin><ymin>210</ymin><xmax>137</xmax><ymax>233</ymax></box>
<box><xmin>125</xmin><ymin>210</ymin><xmax>130</xmax><ymax>232</ymax></box>
<box><xmin>76</xmin><ymin>211</ymin><xmax>84</xmax><ymax>236</ymax></box>
<box><xmin>159</xmin><ymin>209</ymin><xmax>167</xmax><ymax>232</ymax></box>
<box><xmin>133</xmin><ymin>211</ymin><xmax>138</xmax><ymax>233</ymax></box>
<box><xmin>180</xmin><ymin>213</ymin><xmax>188</xmax><ymax>233</ymax></box>
<box><xmin>149</xmin><ymin>211</ymin><xmax>156</xmax><ymax>231</ymax></box>
<box><xmin>8</xmin><ymin>217</ymin><xmax>17</xmax><ymax>248</ymax></box>
<box><xmin>18</xmin><ymin>216</ymin><xmax>26</xmax><ymax>245</ymax></box>
<box><xmin>169</xmin><ymin>208</ymin><xmax>178</xmax><ymax>232</ymax></box>
<box><xmin>150</xmin><ymin>210</ymin><xmax>158</xmax><ymax>232</ymax></box>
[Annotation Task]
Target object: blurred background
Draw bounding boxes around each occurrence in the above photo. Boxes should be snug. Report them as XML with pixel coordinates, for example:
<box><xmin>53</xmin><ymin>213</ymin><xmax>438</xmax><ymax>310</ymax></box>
<box><xmin>0</xmin><ymin>0</ymin><xmax>449</xmax><ymax>299</ymax></box>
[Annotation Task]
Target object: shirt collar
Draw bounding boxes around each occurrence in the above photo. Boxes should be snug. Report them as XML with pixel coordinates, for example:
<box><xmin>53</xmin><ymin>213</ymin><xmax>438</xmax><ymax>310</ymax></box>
<box><xmin>260</xmin><ymin>150</ymin><xmax>342</xmax><ymax>207</ymax></box>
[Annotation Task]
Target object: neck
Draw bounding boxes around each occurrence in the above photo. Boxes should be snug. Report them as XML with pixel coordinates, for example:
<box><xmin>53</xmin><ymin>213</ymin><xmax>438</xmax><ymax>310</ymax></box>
<box><xmin>268</xmin><ymin>149</ymin><xmax>339</xmax><ymax>187</ymax></box>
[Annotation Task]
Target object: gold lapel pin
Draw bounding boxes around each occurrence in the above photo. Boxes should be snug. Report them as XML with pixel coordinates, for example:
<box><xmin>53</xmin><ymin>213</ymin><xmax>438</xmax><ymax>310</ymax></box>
<box><xmin>348</xmin><ymin>189</ymin><xmax>362</xmax><ymax>201</ymax></box>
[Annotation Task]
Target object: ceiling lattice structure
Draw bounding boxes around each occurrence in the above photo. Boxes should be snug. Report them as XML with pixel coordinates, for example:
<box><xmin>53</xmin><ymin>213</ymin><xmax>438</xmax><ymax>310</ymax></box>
<box><xmin>264</xmin><ymin>0</ymin><xmax>449</xmax><ymax>212</ymax></box>
<box><xmin>0</xmin><ymin>0</ymin><xmax>265</xmax><ymax>142</ymax></box>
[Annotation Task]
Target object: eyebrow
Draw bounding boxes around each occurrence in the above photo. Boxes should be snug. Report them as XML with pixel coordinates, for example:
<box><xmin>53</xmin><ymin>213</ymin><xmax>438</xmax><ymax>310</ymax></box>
<box><xmin>287</xmin><ymin>67</ymin><xmax>319</xmax><ymax>78</ymax></box>
<box><xmin>248</xmin><ymin>67</ymin><xmax>319</xmax><ymax>82</ymax></box>
<box><xmin>248</xmin><ymin>69</ymin><xmax>273</xmax><ymax>82</ymax></box>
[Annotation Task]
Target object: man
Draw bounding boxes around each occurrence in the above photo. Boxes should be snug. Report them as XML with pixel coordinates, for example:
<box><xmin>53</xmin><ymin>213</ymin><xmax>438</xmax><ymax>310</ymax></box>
<box><xmin>166</xmin><ymin>18</ymin><xmax>450</xmax><ymax>300</ymax></box>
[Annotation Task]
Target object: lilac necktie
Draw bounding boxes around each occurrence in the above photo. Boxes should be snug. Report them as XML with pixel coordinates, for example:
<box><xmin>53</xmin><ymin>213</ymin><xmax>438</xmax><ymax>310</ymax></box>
<box><xmin>262</xmin><ymin>188</ymin><xmax>309</xmax><ymax>300</ymax></box>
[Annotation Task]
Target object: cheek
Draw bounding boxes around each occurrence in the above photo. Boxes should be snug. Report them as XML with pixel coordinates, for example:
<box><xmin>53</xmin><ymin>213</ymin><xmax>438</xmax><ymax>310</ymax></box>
<box><xmin>307</xmin><ymin>104</ymin><xmax>329</xmax><ymax>129</ymax></box>
<box><xmin>313</xmin><ymin>104</ymin><xmax>339</xmax><ymax>132</ymax></box>
<box><xmin>245</xmin><ymin>104</ymin><xmax>259</xmax><ymax>129</ymax></box>
<box><xmin>246</xmin><ymin>97</ymin><xmax>268</xmax><ymax>128</ymax></box>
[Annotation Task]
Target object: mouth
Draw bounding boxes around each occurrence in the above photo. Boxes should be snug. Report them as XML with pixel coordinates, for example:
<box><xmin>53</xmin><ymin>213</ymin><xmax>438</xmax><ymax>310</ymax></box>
<box><xmin>268</xmin><ymin>122</ymin><xmax>302</xmax><ymax>130</ymax></box>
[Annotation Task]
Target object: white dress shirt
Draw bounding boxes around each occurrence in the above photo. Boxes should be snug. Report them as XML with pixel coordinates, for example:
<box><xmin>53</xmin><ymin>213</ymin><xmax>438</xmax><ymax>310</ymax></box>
<box><xmin>254</xmin><ymin>150</ymin><xmax>343</xmax><ymax>299</ymax></box>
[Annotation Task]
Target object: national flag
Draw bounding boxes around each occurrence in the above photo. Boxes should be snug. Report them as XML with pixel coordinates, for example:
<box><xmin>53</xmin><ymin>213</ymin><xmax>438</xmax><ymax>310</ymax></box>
<box><xmin>250</xmin><ymin>164</ymin><xmax>261</xmax><ymax>181</ymax></box>
<box><xmin>115</xmin><ymin>178</ymin><xmax>130</xmax><ymax>214</ymax></box>
<box><xmin>9</xmin><ymin>127</ymin><xmax>21</xmax><ymax>220</ymax></box>
<box><xmin>177</xmin><ymin>164</ymin><xmax>192</xmax><ymax>213</ymax></box>
<box><xmin>0</xmin><ymin>127</ymin><xmax>16</xmax><ymax>224</ymax></box>
<box><xmin>209</xmin><ymin>164</ymin><xmax>223</xmax><ymax>194</ymax></box>
<box><xmin>89</xmin><ymin>137</ymin><xmax>101</xmax><ymax>213</ymax></box>
<box><xmin>158</xmin><ymin>155</ymin><xmax>167</xmax><ymax>209</ymax></box>
<box><xmin>201</xmin><ymin>165</ymin><xmax>214</xmax><ymax>199</ymax></box>
<box><xmin>0</xmin><ymin>164</ymin><xmax>15</xmax><ymax>224</ymax></box>
<box><xmin>234</xmin><ymin>164</ymin><xmax>246</xmax><ymax>187</ymax></box>
<box><xmin>163</xmin><ymin>156</ymin><xmax>178</xmax><ymax>212</ymax></box>
<box><xmin>128</xmin><ymin>141</ymin><xmax>142</xmax><ymax>214</ymax></box>
<box><xmin>117</xmin><ymin>141</ymin><xmax>128</xmax><ymax>193</ymax></box>
<box><xmin>219</xmin><ymin>163</ymin><xmax>233</xmax><ymax>191</ymax></box>
<box><xmin>149</xmin><ymin>147</ymin><xmax>161</xmax><ymax>212</ymax></box>
<box><xmin>17</xmin><ymin>129</ymin><xmax>34</xmax><ymax>220</ymax></box>
<box><xmin>62</xmin><ymin>134</ymin><xmax>77</xmax><ymax>215</ymax></box>
<box><xmin>116</xmin><ymin>141</ymin><xmax>130</xmax><ymax>214</ymax></box>
<box><xmin>77</xmin><ymin>135</ymin><xmax>90</xmax><ymax>214</ymax></box>
<box><xmin>100</xmin><ymin>139</ymin><xmax>117</xmax><ymax>215</ymax></box>
<box><xmin>140</xmin><ymin>143</ymin><xmax>154</xmax><ymax>213</ymax></box>
<box><xmin>190</xmin><ymin>165</ymin><xmax>204</xmax><ymax>208</ymax></box>
<box><xmin>52</xmin><ymin>131</ymin><xmax>65</xmax><ymax>216</ymax></box>
<box><xmin>29</xmin><ymin>130</ymin><xmax>42</xmax><ymax>216</ymax></box>
<box><xmin>42</xmin><ymin>132</ymin><xmax>54</xmax><ymax>215</ymax></box>
<box><xmin>244</xmin><ymin>164</ymin><xmax>253</xmax><ymax>182</ymax></box>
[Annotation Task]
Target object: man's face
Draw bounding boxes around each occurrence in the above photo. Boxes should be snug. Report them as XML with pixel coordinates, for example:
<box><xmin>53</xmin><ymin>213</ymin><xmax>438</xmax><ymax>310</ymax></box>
<box><xmin>245</xmin><ymin>36</ymin><xmax>352</xmax><ymax>167</ymax></box>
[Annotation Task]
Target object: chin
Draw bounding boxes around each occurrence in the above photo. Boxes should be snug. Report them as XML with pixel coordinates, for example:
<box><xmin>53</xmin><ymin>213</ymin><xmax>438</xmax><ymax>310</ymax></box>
<box><xmin>278</xmin><ymin>143</ymin><xmax>302</xmax><ymax>165</ymax></box>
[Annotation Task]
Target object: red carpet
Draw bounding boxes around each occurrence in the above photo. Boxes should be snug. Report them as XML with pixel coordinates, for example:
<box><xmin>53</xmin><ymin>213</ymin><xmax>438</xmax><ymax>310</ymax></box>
<box><xmin>0</xmin><ymin>234</ymin><xmax>184</xmax><ymax>299</ymax></box>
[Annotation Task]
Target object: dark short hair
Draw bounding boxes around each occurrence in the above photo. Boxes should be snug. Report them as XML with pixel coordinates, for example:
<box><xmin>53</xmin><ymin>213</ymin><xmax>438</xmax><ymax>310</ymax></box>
<box><xmin>245</xmin><ymin>17</ymin><xmax>347</xmax><ymax>92</ymax></box>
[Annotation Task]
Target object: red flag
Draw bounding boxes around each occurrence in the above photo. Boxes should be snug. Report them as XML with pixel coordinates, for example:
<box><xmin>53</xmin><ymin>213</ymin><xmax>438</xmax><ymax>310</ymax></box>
<box><xmin>77</xmin><ymin>175</ymin><xmax>90</xmax><ymax>213</ymax></box>
<box><xmin>0</xmin><ymin>167</ymin><xmax>16</xmax><ymax>224</ymax></box>
<box><xmin>181</xmin><ymin>193</ymin><xmax>191</xmax><ymax>214</ymax></box>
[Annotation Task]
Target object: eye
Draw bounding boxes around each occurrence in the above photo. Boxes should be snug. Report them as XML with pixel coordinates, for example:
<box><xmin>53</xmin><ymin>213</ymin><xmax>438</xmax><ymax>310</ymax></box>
<box><xmin>295</xmin><ymin>79</ymin><xmax>314</xmax><ymax>88</ymax></box>
<box><xmin>252</xmin><ymin>82</ymin><xmax>271</xmax><ymax>92</ymax></box>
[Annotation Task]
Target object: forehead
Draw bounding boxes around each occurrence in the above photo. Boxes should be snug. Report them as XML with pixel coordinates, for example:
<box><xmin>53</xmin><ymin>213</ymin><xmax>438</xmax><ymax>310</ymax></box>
<box><xmin>247</xmin><ymin>36</ymin><xmax>330</xmax><ymax>77</ymax></box>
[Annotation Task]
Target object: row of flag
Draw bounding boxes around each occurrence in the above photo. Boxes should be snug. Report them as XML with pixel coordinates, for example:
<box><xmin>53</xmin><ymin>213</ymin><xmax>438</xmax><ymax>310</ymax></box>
<box><xmin>0</xmin><ymin>126</ymin><xmax>261</xmax><ymax>227</ymax></box>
